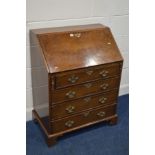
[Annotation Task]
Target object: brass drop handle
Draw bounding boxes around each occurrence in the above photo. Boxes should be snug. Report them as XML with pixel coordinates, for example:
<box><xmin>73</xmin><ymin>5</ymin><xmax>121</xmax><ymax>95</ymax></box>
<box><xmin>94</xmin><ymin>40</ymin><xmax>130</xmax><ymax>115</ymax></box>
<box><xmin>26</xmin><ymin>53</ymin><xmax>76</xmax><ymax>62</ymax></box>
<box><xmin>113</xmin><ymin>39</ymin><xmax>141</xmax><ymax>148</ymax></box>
<box><xmin>86</xmin><ymin>70</ymin><xmax>93</xmax><ymax>75</ymax></box>
<box><xmin>99</xmin><ymin>97</ymin><xmax>107</xmax><ymax>104</ymax></box>
<box><xmin>66</xmin><ymin>105</ymin><xmax>75</xmax><ymax>114</ymax></box>
<box><xmin>66</xmin><ymin>91</ymin><xmax>76</xmax><ymax>99</ymax></box>
<box><xmin>84</xmin><ymin>96</ymin><xmax>91</xmax><ymax>102</ymax></box>
<box><xmin>68</xmin><ymin>75</ymin><xmax>79</xmax><ymax>83</ymax></box>
<box><xmin>65</xmin><ymin>120</ymin><xmax>74</xmax><ymax>128</ymax></box>
<box><xmin>83</xmin><ymin>111</ymin><xmax>90</xmax><ymax>117</ymax></box>
<box><xmin>97</xmin><ymin>111</ymin><xmax>106</xmax><ymax>117</ymax></box>
<box><xmin>100</xmin><ymin>83</ymin><xmax>109</xmax><ymax>90</ymax></box>
<box><xmin>69</xmin><ymin>33</ymin><xmax>81</xmax><ymax>38</ymax></box>
<box><xmin>84</xmin><ymin>83</ymin><xmax>92</xmax><ymax>88</ymax></box>
<box><xmin>99</xmin><ymin>70</ymin><xmax>109</xmax><ymax>77</ymax></box>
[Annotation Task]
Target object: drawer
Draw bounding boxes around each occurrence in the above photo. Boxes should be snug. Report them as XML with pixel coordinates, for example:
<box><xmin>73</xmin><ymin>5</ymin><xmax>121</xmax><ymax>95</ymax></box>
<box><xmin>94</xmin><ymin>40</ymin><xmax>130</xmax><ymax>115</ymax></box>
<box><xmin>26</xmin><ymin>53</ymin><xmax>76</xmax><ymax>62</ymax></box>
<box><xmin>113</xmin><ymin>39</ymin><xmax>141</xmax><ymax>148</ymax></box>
<box><xmin>51</xmin><ymin>89</ymin><xmax>118</xmax><ymax>120</ymax></box>
<box><xmin>55</xmin><ymin>63</ymin><xmax>121</xmax><ymax>88</ymax></box>
<box><xmin>51</xmin><ymin>104</ymin><xmax>116</xmax><ymax>133</ymax></box>
<box><xmin>52</xmin><ymin>76</ymin><xmax>120</xmax><ymax>103</ymax></box>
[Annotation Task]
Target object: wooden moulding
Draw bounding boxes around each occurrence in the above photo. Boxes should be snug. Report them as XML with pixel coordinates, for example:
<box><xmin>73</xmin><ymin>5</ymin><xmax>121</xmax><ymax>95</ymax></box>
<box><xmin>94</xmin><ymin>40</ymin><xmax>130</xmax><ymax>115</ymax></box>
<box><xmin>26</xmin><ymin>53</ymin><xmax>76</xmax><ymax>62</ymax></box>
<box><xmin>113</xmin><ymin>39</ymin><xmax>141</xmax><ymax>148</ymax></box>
<box><xmin>32</xmin><ymin>109</ymin><xmax>118</xmax><ymax>139</ymax></box>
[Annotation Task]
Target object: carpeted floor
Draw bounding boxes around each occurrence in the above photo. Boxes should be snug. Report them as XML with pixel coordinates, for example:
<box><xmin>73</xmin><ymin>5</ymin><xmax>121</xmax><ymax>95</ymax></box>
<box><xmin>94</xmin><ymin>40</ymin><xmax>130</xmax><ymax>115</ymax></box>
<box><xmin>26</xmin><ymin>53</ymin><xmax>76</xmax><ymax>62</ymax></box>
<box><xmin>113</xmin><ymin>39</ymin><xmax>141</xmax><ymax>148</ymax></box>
<box><xmin>26</xmin><ymin>94</ymin><xmax>129</xmax><ymax>155</ymax></box>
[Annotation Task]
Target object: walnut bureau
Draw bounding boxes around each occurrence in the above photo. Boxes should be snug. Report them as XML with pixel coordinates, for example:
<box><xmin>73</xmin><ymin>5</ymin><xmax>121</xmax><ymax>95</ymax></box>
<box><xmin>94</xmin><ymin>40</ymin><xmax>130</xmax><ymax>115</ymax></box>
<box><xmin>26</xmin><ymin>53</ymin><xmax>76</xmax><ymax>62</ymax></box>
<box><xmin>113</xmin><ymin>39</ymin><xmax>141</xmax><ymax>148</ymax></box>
<box><xmin>31</xmin><ymin>24</ymin><xmax>123</xmax><ymax>147</ymax></box>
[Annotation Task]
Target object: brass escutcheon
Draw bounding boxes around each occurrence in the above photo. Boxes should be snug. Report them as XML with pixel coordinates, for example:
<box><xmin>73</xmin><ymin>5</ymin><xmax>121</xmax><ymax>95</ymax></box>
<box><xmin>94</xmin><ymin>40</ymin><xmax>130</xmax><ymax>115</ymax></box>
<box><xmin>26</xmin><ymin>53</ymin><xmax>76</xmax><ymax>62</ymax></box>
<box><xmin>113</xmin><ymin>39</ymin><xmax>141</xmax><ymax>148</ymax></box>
<box><xmin>65</xmin><ymin>120</ymin><xmax>74</xmax><ymax>127</ymax></box>
<box><xmin>69</xmin><ymin>33</ymin><xmax>81</xmax><ymax>38</ymax></box>
<box><xmin>86</xmin><ymin>70</ymin><xmax>93</xmax><ymax>75</ymax></box>
<box><xmin>84</xmin><ymin>83</ymin><xmax>92</xmax><ymax>88</ymax></box>
<box><xmin>97</xmin><ymin>111</ymin><xmax>106</xmax><ymax>117</ymax></box>
<box><xmin>66</xmin><ymin>91</ymin><xmax>76</xmax><ymax>99</ymax></box>
<box><xmin>84</xmin><ymin>96</ymin><xmax>92</xmax><ymax>102</ymax></box>
<box><xmin>68</xmin><ymin>75</ymin><xmax>79</xmax><ymax>83</ymax></box>
<box><xmin>99</xmin><ymin>97</ymin><xmax>107</xmax><ymax>104</ymax></box>
<box><xmin>99</xmin><ymin>70</ymin><xmax>109</xmax><ymax>77</ymax></box>
<box><xmin>100</xmin><ymin>83</ymin><xmax>109</xmax><ymax>90</ymax></box>
<box><xmin>66</xmin><ymin>105</ymin><xmax>75</xmax><ymax>114</ymax></box>
<box><xmin>83</xmin><ymin>111</ymin><xmax>90</xmax><ymax>117</ymax></box>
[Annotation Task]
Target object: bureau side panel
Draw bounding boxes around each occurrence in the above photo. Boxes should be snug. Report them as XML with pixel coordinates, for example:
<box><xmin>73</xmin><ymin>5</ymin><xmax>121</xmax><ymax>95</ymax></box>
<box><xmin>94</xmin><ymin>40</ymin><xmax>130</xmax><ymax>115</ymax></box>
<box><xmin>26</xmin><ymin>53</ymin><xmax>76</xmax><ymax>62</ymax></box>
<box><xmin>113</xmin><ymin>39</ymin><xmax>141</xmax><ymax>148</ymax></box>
<box><xmin>30</xmin><ymin>31</ymin><xmax>50</xmax><ymax>130</ymax></box>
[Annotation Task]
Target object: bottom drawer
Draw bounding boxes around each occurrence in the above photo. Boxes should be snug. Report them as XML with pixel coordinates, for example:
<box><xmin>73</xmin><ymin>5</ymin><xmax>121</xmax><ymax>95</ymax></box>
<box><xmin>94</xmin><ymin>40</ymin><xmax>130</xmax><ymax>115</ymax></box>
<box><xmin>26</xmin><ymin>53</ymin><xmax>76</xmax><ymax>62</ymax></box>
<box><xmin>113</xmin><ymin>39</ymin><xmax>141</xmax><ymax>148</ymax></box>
<box><xmin>51</xmin><ymin>104</ymin><xmax>117</xmax><ymax>133</ymax></box>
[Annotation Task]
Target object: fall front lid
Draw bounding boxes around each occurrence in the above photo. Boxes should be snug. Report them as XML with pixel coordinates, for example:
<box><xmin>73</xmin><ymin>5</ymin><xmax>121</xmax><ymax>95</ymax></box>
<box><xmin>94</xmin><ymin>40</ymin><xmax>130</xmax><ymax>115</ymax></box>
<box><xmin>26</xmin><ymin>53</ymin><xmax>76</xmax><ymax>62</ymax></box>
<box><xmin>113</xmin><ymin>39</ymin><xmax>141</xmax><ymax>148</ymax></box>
<box><xmin>32</xmin><ymin>24</ymin><xmax>123</xmax><ymax>73</ymax></box>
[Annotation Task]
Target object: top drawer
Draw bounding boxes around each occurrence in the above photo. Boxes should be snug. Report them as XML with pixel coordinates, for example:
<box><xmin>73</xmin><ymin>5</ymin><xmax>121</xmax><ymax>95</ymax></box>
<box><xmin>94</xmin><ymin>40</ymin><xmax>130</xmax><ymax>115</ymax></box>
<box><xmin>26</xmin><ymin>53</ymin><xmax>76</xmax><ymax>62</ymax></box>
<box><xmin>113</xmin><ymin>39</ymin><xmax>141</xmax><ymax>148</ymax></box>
<box><xmin>55</xmin><ymin>63</ymin><xmax>121</xmax><ymax>89</ymax></box>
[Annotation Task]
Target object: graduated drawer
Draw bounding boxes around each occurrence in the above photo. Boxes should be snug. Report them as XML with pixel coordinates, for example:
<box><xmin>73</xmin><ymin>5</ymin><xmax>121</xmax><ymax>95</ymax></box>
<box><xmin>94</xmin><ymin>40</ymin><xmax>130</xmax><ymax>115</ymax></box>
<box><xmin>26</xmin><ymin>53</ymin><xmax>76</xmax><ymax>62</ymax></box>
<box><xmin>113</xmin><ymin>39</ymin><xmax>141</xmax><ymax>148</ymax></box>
<box><xmin>51</xmin><ymin>89</ymin><xmax>118</xmax><ymax>120</ymax></box>
<box><xmin>51</xmin><ymin>104</ymin><xmax>116</xmax><ymax>133</ymax></box>
<box><xmin>55</xmin><ymin>63</ymin><xmax>121</xmax><ymax>89</ymax></box>
<box><xmin>52</xmin><ymin>76</ymin><xmax>120</xmax><ymax>103</ymax></box>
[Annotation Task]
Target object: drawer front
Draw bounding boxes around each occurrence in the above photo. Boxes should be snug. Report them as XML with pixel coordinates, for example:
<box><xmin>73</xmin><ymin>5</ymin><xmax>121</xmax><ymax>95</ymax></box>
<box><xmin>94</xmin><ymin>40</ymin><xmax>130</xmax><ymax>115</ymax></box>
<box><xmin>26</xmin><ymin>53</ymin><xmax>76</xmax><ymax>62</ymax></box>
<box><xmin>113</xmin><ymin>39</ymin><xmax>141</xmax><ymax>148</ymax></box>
<box><xmin>51</xmin><ymin>89</ymin><xmax>118</xmax><ymax>120</ymax></box>
<box><xmin>55</xmin><ymin>63</ymin><xmax>121</xmax><ymax>88</ymax></box>
<box><xmin>51</xmin><ymin>104</ymin><xmax>116</xmax><ymax>133</ymax></box>
<box><xmin>52</xmin><ymin>76</ymin><xmax>120</xmax><ymax>103</ymax></box>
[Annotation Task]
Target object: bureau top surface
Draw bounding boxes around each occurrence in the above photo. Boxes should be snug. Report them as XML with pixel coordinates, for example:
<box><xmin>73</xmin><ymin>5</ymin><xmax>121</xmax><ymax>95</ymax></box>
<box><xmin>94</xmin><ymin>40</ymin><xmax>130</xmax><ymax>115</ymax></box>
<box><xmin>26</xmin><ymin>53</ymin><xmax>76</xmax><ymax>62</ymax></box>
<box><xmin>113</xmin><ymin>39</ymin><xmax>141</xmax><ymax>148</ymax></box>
<box><xmin>32</xmin><ymin>24</ymin><xmax>123</xmax><ymax>73</ymax></box>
